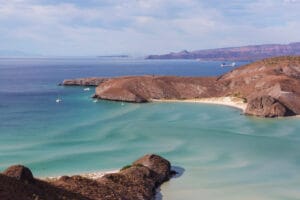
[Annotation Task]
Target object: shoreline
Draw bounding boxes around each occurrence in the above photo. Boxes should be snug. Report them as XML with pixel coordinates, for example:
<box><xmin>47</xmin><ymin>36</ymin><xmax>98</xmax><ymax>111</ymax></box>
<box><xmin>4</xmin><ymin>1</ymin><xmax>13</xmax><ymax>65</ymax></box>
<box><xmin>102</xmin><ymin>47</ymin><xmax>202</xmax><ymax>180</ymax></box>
<box><xmin>151</xmin><ymin>96</ymin><xmax>247</xmax><ymax>112</ymax></box>
<box><xmin>151</xmin><ymin>97</ymin><xmax>300</xmax><ymax>118</ymax></box>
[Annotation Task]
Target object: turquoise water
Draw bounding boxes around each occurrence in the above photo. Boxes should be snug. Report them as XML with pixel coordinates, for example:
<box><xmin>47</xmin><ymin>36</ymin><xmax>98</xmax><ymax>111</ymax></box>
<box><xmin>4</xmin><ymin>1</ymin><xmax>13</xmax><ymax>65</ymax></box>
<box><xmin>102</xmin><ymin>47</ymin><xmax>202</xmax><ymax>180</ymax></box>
<box><xmin>1</xmin><ymin>58</ymin><xmax>300</xmax><ymax>199</ymax></box>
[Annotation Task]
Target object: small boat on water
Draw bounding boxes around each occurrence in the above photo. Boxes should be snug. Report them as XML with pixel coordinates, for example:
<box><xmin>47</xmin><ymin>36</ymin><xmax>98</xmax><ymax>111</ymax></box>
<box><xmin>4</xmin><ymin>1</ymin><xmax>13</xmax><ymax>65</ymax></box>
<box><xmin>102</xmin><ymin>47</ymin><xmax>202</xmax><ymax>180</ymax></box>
<box><xmin>56</xmin><ymin>98</ymin><xmax>62</xmax><ymax>103</ymax></box>
<box><xmin>84</xmin><ymin>87</ymin><xmax>90</xmax><ymax>91</ymax></box>
<box><xmin>221</xmin><ymin>62</ymin><xmax>236</xmax><ymax>67</ymax></box>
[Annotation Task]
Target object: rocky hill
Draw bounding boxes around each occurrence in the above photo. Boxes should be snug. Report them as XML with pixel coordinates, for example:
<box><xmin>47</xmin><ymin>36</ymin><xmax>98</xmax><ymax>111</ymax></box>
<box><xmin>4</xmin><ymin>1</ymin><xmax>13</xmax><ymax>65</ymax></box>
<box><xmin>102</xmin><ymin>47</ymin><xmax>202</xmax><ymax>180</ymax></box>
<box><xmin>146</xmin><ymin>42</ymin><xmax>300</xmax><ymax>61</ymax></box>
<box><xmin>62</xmin><ymin>56</ymin><xmax>300</xmax><ymax>118</ymax></box>
<box><xmin>0</xmin><ymin>154</ymin><xmax>175</xmax><ymax>200</ymax></box>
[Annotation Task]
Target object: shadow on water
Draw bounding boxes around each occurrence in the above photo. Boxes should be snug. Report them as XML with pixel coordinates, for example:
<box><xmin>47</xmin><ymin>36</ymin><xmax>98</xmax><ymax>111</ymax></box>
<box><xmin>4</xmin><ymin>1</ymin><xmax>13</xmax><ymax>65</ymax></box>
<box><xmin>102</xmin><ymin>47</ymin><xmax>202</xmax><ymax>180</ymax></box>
<box><xmin>155</xmin><ymin>166</ymin><xmax>185</xmax><ymax>200</ymax></box>
<box><xmin>170</xmin><ymin>166</ymin><xmax>185</xmax><ymax>179</ymax></box>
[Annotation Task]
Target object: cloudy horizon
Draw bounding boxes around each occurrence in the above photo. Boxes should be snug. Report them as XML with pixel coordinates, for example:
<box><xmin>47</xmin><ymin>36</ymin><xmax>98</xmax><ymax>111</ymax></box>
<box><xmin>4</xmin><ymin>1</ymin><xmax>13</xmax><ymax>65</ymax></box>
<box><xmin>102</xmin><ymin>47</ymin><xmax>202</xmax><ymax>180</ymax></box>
<box><xmin>0</xmin><ymin>0</ymin><xmax>300</xmax><ymax>56</ymax></box>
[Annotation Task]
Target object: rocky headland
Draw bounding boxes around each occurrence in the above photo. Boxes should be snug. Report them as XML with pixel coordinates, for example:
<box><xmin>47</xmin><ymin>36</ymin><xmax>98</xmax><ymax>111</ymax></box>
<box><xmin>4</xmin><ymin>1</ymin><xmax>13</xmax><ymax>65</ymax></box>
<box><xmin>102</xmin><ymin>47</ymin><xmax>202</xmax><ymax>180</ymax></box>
<box><xmin>0</xmin><ymin>154</ymin><xmax>175</xmax><ymax>200</ymax></box>
<box><xmin>61</xmin><ymin>56</ymin><xmax>300</xmax><ymax>118</ymax></box>
<box><xmin>146</xmin><ymin>42</ymin><xmax>300</xmax><ymax>61</ymax></box>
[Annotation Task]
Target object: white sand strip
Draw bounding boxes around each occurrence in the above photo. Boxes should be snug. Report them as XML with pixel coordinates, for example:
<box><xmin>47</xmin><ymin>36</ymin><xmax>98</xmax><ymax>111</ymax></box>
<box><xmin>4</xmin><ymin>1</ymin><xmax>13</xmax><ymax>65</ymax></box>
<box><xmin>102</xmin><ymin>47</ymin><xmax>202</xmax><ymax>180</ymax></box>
<box><xmin>43</xmin><ymin>170</ymin><xmax>118</xmax><ymax>181</ymax></box>
<box><xmin>151</xmin><ymin>96</ymin><xmax>247</xmax><ymax>112</ymax></box>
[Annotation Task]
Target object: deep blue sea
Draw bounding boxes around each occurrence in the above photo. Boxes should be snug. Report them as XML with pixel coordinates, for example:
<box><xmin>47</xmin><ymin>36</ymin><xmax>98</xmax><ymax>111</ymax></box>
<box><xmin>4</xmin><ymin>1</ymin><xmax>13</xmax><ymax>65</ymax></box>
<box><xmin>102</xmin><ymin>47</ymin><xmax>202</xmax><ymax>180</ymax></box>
<box><xmin>1</xmin><ymin>57</ymin><xmax>300</xmax><ymax>200</ymax></box>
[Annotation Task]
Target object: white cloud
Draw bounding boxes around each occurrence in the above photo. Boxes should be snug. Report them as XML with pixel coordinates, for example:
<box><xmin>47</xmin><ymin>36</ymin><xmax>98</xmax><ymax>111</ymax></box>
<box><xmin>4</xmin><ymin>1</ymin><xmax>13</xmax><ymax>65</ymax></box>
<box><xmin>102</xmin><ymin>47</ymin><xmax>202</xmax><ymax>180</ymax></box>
<box><xmin>283</xmin><ymin>0</ymin><xmax>300</xmax><ymax>3</ymax></box>
<box><xmin>0</xmin><ymin>0</ymin><xmax>299</xmax><ymax>55</ymax></box>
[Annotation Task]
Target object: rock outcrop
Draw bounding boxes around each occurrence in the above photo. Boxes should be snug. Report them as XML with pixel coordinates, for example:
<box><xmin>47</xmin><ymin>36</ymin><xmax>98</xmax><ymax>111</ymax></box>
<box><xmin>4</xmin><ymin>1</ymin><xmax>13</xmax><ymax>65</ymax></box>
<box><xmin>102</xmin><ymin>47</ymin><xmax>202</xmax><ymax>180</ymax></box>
<box><xmin>0</xmin><ymin>154</ymin><xmax>174</xmax><ymax>200</ymax></box>
<box><xmin>133</xmin><ymin>154</ymin><xmax>172</xmax><ymax>184</ymax></box>
<box><xmin>61</xmin><ymin>77</ymin><xmax>108</xmax><ymax>86</ymax></box>
<box><xmin>245</xmin><ymin>95</ymin><xmax>295</xmax><ymax>117</ymax></box>
<box><xmin>62</xmin><ymin>56</ymin><xmax>300</xmax><ymax>118</ymax></box>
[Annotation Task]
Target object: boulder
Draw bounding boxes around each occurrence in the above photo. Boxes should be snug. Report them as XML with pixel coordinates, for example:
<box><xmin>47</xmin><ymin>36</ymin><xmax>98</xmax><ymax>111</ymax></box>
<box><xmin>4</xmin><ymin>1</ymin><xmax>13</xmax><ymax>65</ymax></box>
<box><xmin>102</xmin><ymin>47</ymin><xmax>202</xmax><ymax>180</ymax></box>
<box><xmin>133</xmin><ymin>154</ymin><xmax>172</xmax><ymax>184</ymax></box>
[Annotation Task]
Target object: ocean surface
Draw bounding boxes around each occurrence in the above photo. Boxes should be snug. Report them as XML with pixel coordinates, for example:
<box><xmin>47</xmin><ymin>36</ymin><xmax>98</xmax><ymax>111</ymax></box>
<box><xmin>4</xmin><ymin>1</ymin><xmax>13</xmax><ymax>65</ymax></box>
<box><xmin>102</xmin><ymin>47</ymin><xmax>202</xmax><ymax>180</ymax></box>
<box><xmin>1</xmin><ymin>57</ymin><xmax>300</xmax><ymax>200</ymax></box>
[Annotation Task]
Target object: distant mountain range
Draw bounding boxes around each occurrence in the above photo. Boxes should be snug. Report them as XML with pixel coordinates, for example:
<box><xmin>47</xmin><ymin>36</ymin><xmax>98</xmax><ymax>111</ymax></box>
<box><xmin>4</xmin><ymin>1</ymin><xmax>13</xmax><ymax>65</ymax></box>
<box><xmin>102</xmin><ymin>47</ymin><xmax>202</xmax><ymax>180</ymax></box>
<box><xmin>146</xmin><ymin>42</ymin><xmax>300</xmax><ymax>61</ymax></box>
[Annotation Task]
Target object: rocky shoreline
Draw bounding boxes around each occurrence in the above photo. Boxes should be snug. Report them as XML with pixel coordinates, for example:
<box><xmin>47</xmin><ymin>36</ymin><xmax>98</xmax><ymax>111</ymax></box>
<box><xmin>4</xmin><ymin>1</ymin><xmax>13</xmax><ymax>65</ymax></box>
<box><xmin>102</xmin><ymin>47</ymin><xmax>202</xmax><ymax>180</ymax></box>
<box><xmin>61</xmin><ymin>56</ymin><xmax>300</xmax><ymax>118</ymax></box>
<box><xmin>0</xmin><ymin>154</ymin><xmax>176</xmax><ymax>200</ymax></box>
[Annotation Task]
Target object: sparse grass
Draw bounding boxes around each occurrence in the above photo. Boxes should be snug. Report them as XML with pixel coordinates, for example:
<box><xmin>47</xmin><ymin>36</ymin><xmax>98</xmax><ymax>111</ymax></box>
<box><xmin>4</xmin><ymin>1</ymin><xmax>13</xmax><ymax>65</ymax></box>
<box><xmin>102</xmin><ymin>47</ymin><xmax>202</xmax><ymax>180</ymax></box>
<box><xmin>233</xmin><ymin>92</ymin><xmax>242</xmax><ymax>97</ymax></box>
<box><xmin>134</xmin><ymin>163</ymin><xmax>144</xmax><ymax>168</ymax></box>
<box><xmin>120</xmin><ymin>165</ymin><xmax>132</xmax><ymax>171</ymax></box>
<box><xmin>120</xmin><ymin>163</ymin><xmax>145</xmax><ymax>171</ymax></box>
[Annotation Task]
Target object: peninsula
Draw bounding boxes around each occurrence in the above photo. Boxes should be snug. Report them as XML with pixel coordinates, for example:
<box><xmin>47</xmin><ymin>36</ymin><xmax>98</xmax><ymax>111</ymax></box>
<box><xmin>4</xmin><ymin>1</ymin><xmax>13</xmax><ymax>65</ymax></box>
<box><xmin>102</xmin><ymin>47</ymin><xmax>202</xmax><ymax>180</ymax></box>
<box><xmin>0</xmin><ymin>154</ymin><xmax>175</xmax><ymax>200</ymax></box>
<box><xmin>146</xmin><ymin>42</ymin><xmax>300</xmax><ymax>61</ymax></box>
<box><xmin>62</xmin><ymin>56</ymin><xmax>300</xmax><ymax>118</ymax></box>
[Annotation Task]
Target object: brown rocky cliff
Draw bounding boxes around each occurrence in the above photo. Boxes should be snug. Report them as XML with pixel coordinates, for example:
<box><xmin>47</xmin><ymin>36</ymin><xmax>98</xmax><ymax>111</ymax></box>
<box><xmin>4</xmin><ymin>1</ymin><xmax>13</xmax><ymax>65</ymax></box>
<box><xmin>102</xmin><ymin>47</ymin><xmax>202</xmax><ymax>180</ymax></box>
<box><xmin>245</xmin><ymin>95</ymin><xmax>295</xmax><ymax>117</ymax></box>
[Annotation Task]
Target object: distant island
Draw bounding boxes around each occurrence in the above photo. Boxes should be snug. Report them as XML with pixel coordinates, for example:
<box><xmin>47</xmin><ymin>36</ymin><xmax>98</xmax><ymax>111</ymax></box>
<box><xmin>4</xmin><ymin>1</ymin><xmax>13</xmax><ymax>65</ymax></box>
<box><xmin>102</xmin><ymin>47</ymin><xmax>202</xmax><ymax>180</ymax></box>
<box><xmin>146</xmin><ymin>42</ymin><xmax>300</xmax><ymax>61</ymax></box>
<box><xmin>97</xmin><ymin>55</ymin><xmax>129</xmax><ymax>58</ymax></box>
<box><xmin>62</xmin><ymin>56</ymin><xmax>300</xmax><ymax>118</ymax></box>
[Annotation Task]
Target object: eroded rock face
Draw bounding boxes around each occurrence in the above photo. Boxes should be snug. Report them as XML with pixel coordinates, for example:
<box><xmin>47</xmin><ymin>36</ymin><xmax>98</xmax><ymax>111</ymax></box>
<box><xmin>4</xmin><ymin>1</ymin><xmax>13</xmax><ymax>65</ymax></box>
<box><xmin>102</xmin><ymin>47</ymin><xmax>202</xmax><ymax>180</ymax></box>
<box><xmin>245</xmin><ymin>95</ymin><xmax>294</xmax><ymax>117</ymax></box>
<box><xmin>2</xmin><ymin>165</ymin><xmax>34</xmax><ymax>183</ymax></box>
<box><xmin>0</xmin><ymin>154</ymin><xmax>174</xmax><ymax>200</ymax></box>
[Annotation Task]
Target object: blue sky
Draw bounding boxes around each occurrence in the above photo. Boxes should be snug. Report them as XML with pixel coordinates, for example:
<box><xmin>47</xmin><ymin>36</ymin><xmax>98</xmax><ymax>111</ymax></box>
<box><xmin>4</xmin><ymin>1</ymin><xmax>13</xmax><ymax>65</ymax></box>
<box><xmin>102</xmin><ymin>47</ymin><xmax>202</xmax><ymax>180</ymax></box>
<box><xmin>0</xmin><ymin>0</ymin><xmax>300</xmax><ymax>56</ymax></box>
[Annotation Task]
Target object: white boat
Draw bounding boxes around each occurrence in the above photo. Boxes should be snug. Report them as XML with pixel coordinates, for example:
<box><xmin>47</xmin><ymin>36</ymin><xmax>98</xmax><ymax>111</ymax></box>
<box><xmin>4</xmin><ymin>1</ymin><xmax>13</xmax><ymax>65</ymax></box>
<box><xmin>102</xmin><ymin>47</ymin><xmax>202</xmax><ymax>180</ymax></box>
<box><xmin>56</xmin><ymin>98</ymin><xmax>62</xmax><ymax>103</ymax></box>
<box><xmin>84</xmin><ymin>87</ymin><xmax>90</xmax><ymax>91</ymax></box>
<box><xmin>93</xmin><ymin>99</ymin><xmax>98</xmax><ymax>103</ymax></box>
<box><xmin>221</xmin><ymin>62</ymin><xmax>236</xmax><ymax>67</ymax></box>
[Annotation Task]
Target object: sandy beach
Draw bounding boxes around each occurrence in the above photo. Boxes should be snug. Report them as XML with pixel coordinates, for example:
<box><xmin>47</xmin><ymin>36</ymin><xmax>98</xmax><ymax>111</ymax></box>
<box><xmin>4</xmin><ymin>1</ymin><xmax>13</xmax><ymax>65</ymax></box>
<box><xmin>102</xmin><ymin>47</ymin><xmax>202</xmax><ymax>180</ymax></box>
<box><xmin>151</xmin><ymin>96</ymin><xmax>247</xmax><ymax>112</ymax></box>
